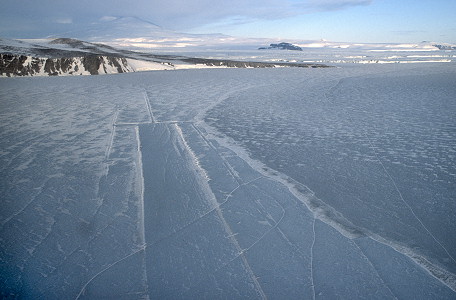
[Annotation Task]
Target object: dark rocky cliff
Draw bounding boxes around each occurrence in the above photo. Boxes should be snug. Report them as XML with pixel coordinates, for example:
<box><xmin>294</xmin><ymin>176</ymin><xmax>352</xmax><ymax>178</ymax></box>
<box><xmin>1</xmin><ymin>37</ymin><xmax>331</xmax><ymax>76</ymax></box>
<box><xmin>259</xmin><ymin>42</ymin><xmax>303</xmax><ymax>51</ymax></box>
<box><xmin>0</xmin><ymin>54</ymin><xmax>132</xmax><ymax>77</ymax></box>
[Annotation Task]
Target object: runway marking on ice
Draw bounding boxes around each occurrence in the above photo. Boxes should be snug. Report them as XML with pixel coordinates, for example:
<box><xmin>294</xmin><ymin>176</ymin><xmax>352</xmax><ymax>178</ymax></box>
<box><xmin>115</xmin><ymin>122</ymin><xmax>151</xmax><ymax>126</ymax></box>
<box><xmin>104</xmin><ymin>109</ymin><xmax>119</xmax><ymax>162</ymax></box>
<box><xmin>191</xmin><ymin>123</ymin><xmax>242</xmax><ymax>185</ymax></box>
<box><xmin>143</xmin><ymin>90</ymin><xmax>155</xmax><ymax>123</ymax></box>
<box><xmin>115</xmin><ymin>121</ymin><xmax>193</xmax><ymax>127</ymax></box>
<box><xmin>176</xmin><ymin>123</ymin><xmax>267</xmax><ymax>299</ymax></box>
<box><xmin>150</xmin><ymin>174</ymin><xmax>265</xmax><ymax>252</ymax></box>
<box><xmin>148</xmin><ymin>123</ymin><xmax>267</xmax><ymax>299</ymax></box>
<box><xmin>93</xmin><ymin>108</ymin><xmax>119</xmax><ymax>202</ymax></box>
<box><xmin>127</xmin><ymin>124</ymin><xmax>262</xmax><ymax>248</ymax></box>
<box><xmin>174</xmin><ymin>123</ymin><xmax>209</xmax><ymax>180</ymax></box>
<box><xmin>135</xmin><ymin>126</ymin><xmax>146</xmax><ymax>245</ymax></box>
<box><xmin>135</xmin><ymin>126</ymin><xmax>150</xmax><ymax>294</ymax></box>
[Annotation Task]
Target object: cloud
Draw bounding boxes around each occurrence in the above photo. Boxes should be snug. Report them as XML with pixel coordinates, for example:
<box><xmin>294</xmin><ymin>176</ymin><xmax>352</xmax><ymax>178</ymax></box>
<box><xmin>135</xmin><ymin>0</ymin><xmax>373</xmax><ymax>28</ymax></box>
<box><xmin>0</xmin><ymin>0</ymin><xmax>373</xmax><ymax>36</ymax></box>
<box><xmin>301</xmin><ymin>0</ymin><xmax>372</xmax><ymax>12</ymax></box>
<box><xmin>55</xmin><ymin>18</ymin><xmax>73</xmax><ymax>24</ymax></box>
<box><xmin>391</xmin><ymin>30</ymin><xmax>425</xmax><ymax>36</ymax></box>
<box><xmin>100</xmin><ymin>16</ymin><xmax>119</xmax><ymax>22</ymax></box>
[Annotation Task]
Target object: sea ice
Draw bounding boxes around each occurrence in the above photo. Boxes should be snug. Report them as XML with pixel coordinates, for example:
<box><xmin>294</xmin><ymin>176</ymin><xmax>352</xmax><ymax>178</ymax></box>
<box><xmin>1</xmin><ymin>63</ymin><xmax>455</xmax><ymax>299</ymax></box>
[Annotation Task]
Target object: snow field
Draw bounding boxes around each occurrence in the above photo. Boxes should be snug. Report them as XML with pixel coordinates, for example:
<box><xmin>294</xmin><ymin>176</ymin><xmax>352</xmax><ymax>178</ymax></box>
<box><xmin>0</xmin><ymin>64</ymin><xmax>455</xmax><ymax>298</ymax></box>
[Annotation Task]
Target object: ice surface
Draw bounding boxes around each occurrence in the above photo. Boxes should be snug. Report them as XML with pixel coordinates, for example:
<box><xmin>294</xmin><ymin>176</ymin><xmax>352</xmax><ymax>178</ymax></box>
<box><xmin>153</xmin><ymin>48</ymin><xmax>455</xmax><ymax>65</ymax></box>
<box><xmin>1</xmin><ymin>63</ymin><xmax>455</xmax><ymax>299</ymax></box>
<box><xmin>205</xmin><ymin>66</ymin><xmax>456</xmax><ymax>278</ymax></box>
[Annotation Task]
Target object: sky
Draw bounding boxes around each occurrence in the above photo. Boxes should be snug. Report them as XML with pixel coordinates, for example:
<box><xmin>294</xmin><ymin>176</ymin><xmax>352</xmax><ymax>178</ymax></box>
<box><xmin>1</xmin><ymin>0</ymin><xmax>455</xmax><ymax>43</ymax></box>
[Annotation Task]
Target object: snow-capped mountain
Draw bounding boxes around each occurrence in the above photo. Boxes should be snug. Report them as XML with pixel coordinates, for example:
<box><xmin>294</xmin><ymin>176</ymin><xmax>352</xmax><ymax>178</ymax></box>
<box><xmin>1</xmin><ymin>17</ymin><xmax>454</xmax><ymax>76</ymax></box>
<box><xmin>50</xmin><ymin>17</ymin><xmax>256</xmax><ymax>51</ymax></box>
<box><xmin>0</xmin><ymin>37</ymin><xmax>173</xmax><ymax>76</ymax></box>
<box><xmin>46</xmin><ymin>16</ymin><xmax>453</xmax><ymax>53</ymax></box>
<box><xmin>52</xmin><ymin>17</ymin><xmax>170</xmax><ymax>41</ymax></box>
<box><xmin>0</xmin><ymin>53</ymin><xmax>136</xmax><ymax>76</ymax></box>
<box><xmin>0</xmin><ymin>37</ymin><xmax>329</xmax><ymax>77</ymax></box>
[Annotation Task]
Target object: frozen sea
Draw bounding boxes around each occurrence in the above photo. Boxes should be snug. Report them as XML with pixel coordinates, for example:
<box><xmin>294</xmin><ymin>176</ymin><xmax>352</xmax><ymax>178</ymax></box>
<box><xmin>1</xmin><ymin>62</ymin><xmax>455</xmax><ymax>299</ymax></box>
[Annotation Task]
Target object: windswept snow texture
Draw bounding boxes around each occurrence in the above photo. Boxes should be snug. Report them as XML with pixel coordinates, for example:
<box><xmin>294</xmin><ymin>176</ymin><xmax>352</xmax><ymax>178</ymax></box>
<box><xmin>1</xmin><ymin>64</ymin><xmax>456</xmax><ymax>299</ymax></box>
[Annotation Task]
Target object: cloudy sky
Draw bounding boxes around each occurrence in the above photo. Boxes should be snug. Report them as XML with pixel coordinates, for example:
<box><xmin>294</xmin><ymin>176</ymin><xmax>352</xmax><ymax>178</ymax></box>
<box><xmin>1</xmin><ymin>0</ymin><xmax>455</xmax><ymax>43</ymax></box>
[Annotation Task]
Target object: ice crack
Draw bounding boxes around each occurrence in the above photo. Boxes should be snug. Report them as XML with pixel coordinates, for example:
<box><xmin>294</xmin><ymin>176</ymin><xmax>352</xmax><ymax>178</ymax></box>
<box><xmin>310</xmin><ymin>218</ymin><xmax>316</xmax><ymax>300</ymax></box>
<box><xmin>74</xmin><ymin>245</ymin><xmax>146</xmax><ymax>300</ymax></box>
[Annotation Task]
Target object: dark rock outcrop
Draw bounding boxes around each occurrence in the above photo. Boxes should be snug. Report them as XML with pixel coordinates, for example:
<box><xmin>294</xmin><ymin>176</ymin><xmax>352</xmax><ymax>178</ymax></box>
<box><xmin>0</xmin><ymin>54</ymin><xmax>42</xmax><ymax>76</ymax></box>
<box><xmin>1</xmin><ymin>37</ymin><xmax>331</xmax><ymax>76</ymax></box>
<box><xmin>259</xmin><ymin>42</ymin><xmax>303</xmax><ymax>51</ymax></box>
<box><xmin>433</xmin><ymin>44</ymin><xmax>456</xmax><ymax>50</ymax></box>
<box><xmin>182</xmin><ymin>57</ymin><xmax>329</xmax><ymax>68</ymax></box>
<box><xmin>0</xmin><ymin>54</ymin><xmax>132</xmax><ymax>77</ymax></box>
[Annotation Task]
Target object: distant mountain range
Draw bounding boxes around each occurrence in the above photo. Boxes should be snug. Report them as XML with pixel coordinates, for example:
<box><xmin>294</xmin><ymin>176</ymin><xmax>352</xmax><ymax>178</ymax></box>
<box><xmin>433</xmin><ymin>44</ymin><xmax>456</xmax><ymax>50</ymax></box>
<box><xmin>0</xmin><ymin>37</ymin><xmax>329</xmax><ymax>77</ymax></box>
<box><xmin>1</xmin><ymin>17</ymin><xmax>454</xmax><ymax>76</ymax></box>
<box><xmin>259</xmin><ymin>42</ymin><xmax>303</xmax><ymax>51</ymax></box>
<box><xmin>41</xmin><ymin>17</ymin><xmax>455</xmax><ymax>52</ymax></box>
<box><xmin>49</xmin><ymin>17</ymin><xmax>261</xmax><ymax>51</ymax></box>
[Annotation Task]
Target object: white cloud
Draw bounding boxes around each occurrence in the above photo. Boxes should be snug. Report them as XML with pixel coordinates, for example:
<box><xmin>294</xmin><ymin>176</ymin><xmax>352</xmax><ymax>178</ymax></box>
<box><xmin>295</xmin><ymin>0</ymin><xmax>372</xmax><ymax>12</ymax></box>
<box><xmin>134</xmin><ymin>0</ymin><xmax>373</xmax><ymax>29</ymax></box>
<box><xmin>0</xmin><ymin>0</ymin><xmax>374</xmax><ymax>36</ymax></box>
<box><xmin>55</xmin><ymin>17</ymin><xmax>73</xmax><ymax>24</ymax></box>
<box><xmin>100</xmin><ymin>16</ymin><xmax>118</xmax><ymax>22</ymax></box>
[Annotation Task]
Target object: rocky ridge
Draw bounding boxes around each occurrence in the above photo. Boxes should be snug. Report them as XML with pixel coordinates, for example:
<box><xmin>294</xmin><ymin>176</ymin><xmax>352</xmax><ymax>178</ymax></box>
<box><xmin>0</xmin><ymin>38</ymin><xmax>330</xmax><ymax>77</ymax></box>
<box><xmin>259</xmin><ymin>42</ymin><xmax>303</xmax><ymax>51</ymax></box>
<box><xmin>0</xmin><ymin>54</ymin><xmax>133</xmax><ymax>77</ymax></box>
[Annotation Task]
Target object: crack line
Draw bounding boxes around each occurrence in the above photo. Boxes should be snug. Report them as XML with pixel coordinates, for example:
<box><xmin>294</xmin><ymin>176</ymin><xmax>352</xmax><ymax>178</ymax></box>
<box><xmin>74</xmin><ymin>245</ymin><xmax>146</xmax><ymax>300</ymax></box>
<box><xmin>310</xmin><ymin>218</ymin><xmax>316</xmax><ymax>300</ymax></box>
<box><xmin>353</xmin><ymin>240</ymin><xmax>398</xmax><ymax>300</ymax></box>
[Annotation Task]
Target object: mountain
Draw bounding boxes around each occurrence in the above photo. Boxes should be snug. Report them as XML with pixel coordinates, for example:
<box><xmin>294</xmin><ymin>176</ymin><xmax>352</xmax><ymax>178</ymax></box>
<box><xmin>50</xmin><ymin>17</ymin><xmax>253</xmax><ymax>51</ymax></box>
<box><xmin>433</xmin><ymin>44</ymin><xmax>456</xmax><ymax>50</ymax></box>
<box><xmin>0</xmin><ymin>37</ymin><xmax>329</xmax><ymax>77</ymax></box>
<box><xmin>0</xmin><ymin>53</ymin><xmax>135</xmax><ymax>76</ymax></box>
<box><xmin>259</xmin><ymin>42</ymin><xmax>303</xmax><ymax>51</ymax></box>
<box><xmin>51</xmin><ymin>17</ymin><xmax>189</xmax><ymax>42</ymax></box>
<box><xmin>39</xmin><ymin>17</ymin><xmax>453</xmax><ymax>53</ymax></box>
<box><xmin>2</xmin><ymin>17</ymin><xmax>452</xmax><ymax>76</ymax></box>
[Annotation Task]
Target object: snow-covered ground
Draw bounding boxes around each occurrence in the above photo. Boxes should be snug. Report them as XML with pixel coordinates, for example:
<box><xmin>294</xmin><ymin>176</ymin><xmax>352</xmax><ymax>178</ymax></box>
<box><xmin>2</xmin><ymin>16</ymin><xmax>455</xmax><ymax>77</ymax></box>
<box><xmin>2</xmin><ymin>32</ymin><xmax>455</xmax><ymax>78</ymax></box>
<box><xmin>56</xmin><ymin>16</ymin><xmax>455</xmax><ymax>55</ymax></box>
<box><xmin>0</xmin><ymin>63</ymin><xmax>455</xmax><ymax>299</ymax></box>
<box><xmin>161</xmin><ymin>48</ymin><xmax>455</xmax><ymax>65</ymax></box>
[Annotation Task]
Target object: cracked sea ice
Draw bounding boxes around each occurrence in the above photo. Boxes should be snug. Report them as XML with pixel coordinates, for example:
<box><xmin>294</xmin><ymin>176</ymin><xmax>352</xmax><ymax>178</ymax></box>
<box><xmin>1</xmin><ymin>64</ymin><xmax>455</xmax><ymax>299</ymax></box>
